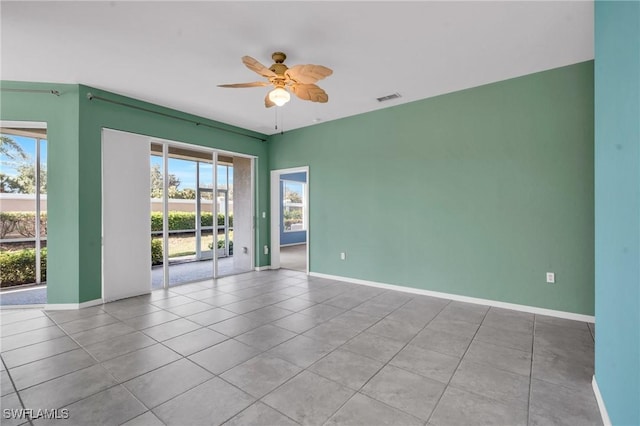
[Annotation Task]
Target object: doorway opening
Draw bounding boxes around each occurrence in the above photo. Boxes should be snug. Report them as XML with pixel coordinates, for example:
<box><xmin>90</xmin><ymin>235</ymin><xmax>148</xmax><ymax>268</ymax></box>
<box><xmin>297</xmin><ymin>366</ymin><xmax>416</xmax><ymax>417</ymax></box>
<box><xmin>270</xmin><ymin>167</ymin><xmax>309</xmax><ymax>273</ymax></box>
<box><xmin>149</xmin><ymin>143</ymin><xmax>254</xmax><ymax>289</ymax></box>
<box><xmin>101</xmin><ymin>128</ymin><xmax>256</xmax><ymax>303</ymax></box>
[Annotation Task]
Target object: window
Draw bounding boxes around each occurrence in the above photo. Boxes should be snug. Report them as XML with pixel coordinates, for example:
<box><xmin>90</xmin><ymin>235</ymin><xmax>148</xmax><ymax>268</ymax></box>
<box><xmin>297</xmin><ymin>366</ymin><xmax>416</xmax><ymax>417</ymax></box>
<box><xmin>282</xmin><ymin>180</ymin><xmax>305</xmax><ymax>232</ymax></box>
<box><xmin>0</xmin><ymin>130</ymin><xmax>48</xmax><ymax>288</ymax></box>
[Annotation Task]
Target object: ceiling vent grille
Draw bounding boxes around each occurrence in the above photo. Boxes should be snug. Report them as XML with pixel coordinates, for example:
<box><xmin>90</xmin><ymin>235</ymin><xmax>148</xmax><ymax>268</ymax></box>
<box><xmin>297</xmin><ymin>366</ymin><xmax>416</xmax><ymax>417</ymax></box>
<box><xmin>376</xmin><ymin>93</ymin><xmax>401</xmax><ymax>102</ymax></box>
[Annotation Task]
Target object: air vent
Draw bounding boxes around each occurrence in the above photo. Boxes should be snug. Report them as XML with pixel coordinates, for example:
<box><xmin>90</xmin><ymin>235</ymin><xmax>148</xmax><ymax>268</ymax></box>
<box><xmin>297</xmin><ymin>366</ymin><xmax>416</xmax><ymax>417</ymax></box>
<box><xmin>376</xmin><ymin>93</ymin><xmax>402</xmax><ymax>102</ymax></box>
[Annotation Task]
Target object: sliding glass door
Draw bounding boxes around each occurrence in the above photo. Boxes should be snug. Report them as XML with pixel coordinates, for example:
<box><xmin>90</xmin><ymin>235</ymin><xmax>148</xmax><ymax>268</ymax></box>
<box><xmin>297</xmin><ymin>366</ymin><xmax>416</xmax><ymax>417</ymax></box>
<box><xmin>149</xmin><ymin>142</ymin><xmax>254</xmax><ymax>288</ymax></box>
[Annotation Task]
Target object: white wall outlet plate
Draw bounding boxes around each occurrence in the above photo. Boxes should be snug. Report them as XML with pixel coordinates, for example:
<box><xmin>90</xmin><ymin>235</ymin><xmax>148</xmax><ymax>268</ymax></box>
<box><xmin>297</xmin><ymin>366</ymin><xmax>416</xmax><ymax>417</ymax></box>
<box><xmin>340</xmin><ymin>252</ymin><xmax>346</xmax><ymax>260</ymax></box>
<box><xmin>546</xmin><ymin>272</ymin><xmax>555</xmax><ymax>283</ymax></box>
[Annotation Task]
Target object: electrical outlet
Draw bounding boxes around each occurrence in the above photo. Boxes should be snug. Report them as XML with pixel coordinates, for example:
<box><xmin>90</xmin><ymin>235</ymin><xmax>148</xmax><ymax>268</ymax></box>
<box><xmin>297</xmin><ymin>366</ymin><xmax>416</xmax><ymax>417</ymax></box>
<box><xmin>546</xmin><ymin>272</ymin><xmax>555</xmax><ymax>283</ymax></box>
<box><xmin>340</xmin><ymin>252</ymin><xmax>346</xmax><ymax>260</ymax></box>
<box><xmin>264</xmin><ymin>245</ymin><xmax>269</xmax><ymax>255</ymax></box>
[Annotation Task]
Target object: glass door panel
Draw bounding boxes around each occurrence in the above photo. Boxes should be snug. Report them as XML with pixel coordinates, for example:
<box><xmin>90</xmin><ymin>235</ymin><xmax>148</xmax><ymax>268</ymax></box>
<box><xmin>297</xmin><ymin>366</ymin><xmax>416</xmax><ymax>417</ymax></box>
<box><xmin>164</xmin><ymin>152</ymin><xmax>213</xmax><ymax>287</ymax></box>
<box><xmin>150</xmin><ymin>151</ymin><xmax>165</xmax><ymax>289</ymax></box>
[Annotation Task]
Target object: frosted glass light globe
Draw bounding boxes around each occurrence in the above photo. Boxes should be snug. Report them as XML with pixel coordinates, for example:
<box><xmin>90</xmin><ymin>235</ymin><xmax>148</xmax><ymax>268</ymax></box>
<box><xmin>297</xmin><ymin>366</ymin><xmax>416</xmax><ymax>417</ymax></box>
<box><xmin>269</xmin><ymin>87</ymin><xmax>290</xmax><ymax>106</ymax></box>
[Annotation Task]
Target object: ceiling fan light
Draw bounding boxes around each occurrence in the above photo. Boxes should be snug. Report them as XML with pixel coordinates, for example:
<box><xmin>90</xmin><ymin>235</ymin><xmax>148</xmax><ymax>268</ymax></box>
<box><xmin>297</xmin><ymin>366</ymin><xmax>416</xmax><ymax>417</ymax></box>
<box><xmin>268</xmin><ymin>87</ymin><xmax>290</xmax><ymax>106</ymax></box>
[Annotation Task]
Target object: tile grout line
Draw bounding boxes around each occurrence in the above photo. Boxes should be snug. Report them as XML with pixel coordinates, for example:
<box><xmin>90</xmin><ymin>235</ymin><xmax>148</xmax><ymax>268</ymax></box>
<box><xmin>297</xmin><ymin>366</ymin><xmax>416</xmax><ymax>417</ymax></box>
<box><xmin>3</xmin><ymin>271</ymin><xmax>597</xmax><ymax>425</ymax></box>
<box><xmin>135</xmin><ymin>275</ymin><xmax>320</xmax><ymax>423</ymax></box>
<box><xmin>0</xmin><ymin>337</ymin><xmax>84</xmax><ymax>371</ymax></box>
<box><xmin>7</xmin><ymin>294</ymin><xmax>246</xmax><ymax>423</ymax></box>
<box><xmin>42</xmin><ymin>298</ymin><xmax>281</xmax><ymax>424</ymax></box>
<box><xmin>42</xmin><ymin>305</ymin><xmax>256</xmax><ymax>423</ymax></box>
<box><xmin>423</xmin><ymin>304</ymin><xmax>491</xmax><ymax>425</ymax></box>
<box><xmin>79</xmin><ymin>303</ymin><xmax>249</xmax><ymax>422</ymax></box>
<box><xmin>527</xmin><ymin>315</ymin><xmax>538</xmax><ymax>426</ymax></box>
<box><xmin>188</xmin><ymin>276</ymin><xmax>321</xmax><ymax>424</ymax></box>
<box><xmin>3</xmin><ymin>272</ymin><xmax>306</xmax><ymax>424</ymax></box>
<box><xmin>245</xmin><ymin>292</ymin><xmax>396</xmax><ymax>423</ymax></box>
<box><xmin>216</xmin><ymin>372</ymin><xmax>302</xmax><ymax>425</ymax></box>
<box><xmin>232</xmin><ymin>289</ymin><xmax>414</xmax><ymax>423</ymax></box>
<box><xmin>39</xmin><ymin>310</ymin><xmax>167</xmax><ymax>421</ymax></box>
<box><xmin>5</xmin><ymin>310</ymin><xmax>131</xmax><ymax>418</ymax></box>
<box><xmin>309</xmin><ymin>297</ymin><xmax>424</xmax><ymax>422</ymax></box>
<box><xmin>304</xmin><ymin>295</ymin><xmax>450</xmax><ymax>423</ymax></box>
<box><xmin>1</xmin><ymin>355</ymin><xmax>34</xmax><ymax>426</ymax></box>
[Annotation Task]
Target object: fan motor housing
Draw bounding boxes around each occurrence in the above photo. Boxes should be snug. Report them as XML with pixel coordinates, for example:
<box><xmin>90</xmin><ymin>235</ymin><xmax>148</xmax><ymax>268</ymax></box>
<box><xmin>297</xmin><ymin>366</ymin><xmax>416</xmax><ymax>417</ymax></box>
<box><xmin>272</xmin><ymin>52</ymin><xmax>286</xmax><ymax>63</ymax></box>
<box><xmin>270</xmin><ymin>63</ymin><xmax>288</xmax><ymax>76</ymax></box>
<box><xmin>270</xmin><ymin>52</ymin><xmax>288</xmax><ymax>76</ymax></box>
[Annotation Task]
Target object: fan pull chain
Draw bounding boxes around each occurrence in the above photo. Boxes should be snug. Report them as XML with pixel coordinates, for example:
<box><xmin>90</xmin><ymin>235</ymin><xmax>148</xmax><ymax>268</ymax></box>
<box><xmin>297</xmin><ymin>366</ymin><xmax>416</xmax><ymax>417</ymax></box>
<box><xmin>274</xmin><ymin>107</ymin><xmax>285</xmax><ymax>134</ymax></box>
<box><xmin>280</xmin><ymin>108</ymin><xmax>284</xmax><ymax>135</ymax></box>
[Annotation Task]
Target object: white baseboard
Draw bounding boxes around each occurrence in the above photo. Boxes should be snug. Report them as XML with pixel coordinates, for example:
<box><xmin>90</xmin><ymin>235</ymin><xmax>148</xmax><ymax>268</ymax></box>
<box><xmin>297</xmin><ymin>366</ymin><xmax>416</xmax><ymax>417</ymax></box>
<box><xmin>45</xmin><ymin>298</ymin><xmax>103</xmax><ymax>311</ymax></box>
<box><xmin>103</xmin><ymin>290</ymin><xmax>151</xmax><ymax>304</ymax></box>
<box><xmin>592</xmin><ymin>376</ymin><xmax>612</xmax><ymax>426</ymax></box>
<box><xmin>309</xmin><ymin>272</ymin><xmax>595</xmax><ymax>323</ymax></box>
<box><xmin>255</xmin><ymin>265</ymin><xmax>272</xmax><ymax>271</ymax></box>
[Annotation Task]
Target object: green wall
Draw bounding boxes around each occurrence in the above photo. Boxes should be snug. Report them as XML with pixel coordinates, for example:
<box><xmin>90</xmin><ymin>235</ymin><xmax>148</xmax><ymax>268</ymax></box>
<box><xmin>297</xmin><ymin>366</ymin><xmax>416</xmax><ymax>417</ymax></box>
<box><xmin>1</xmin><ymin>62</ymin><xmax>594</xmax><ymax>312</ymax></box>
<box><xmin>1</xmin><ymin>82</ymin><xmax>81</xmax><ymax>304</ymax></box>
<box><xmin>1</xmin><ymin>81</ymin><xmax>270</xmax><ymax>303</ymax></box>
<box><xmin>269</xmin><ymin>61</ymin><xmax>595</xmax><ymax>315</ymax></box>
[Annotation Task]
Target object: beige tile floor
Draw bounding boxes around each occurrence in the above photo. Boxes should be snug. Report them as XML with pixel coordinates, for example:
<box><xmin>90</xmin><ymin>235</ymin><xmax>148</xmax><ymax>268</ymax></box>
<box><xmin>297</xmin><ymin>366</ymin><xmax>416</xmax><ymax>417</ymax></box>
<box><xmin>0</xmin><ymin>269</ymin><xmax>601</xmax><ymax>425</ymax></box>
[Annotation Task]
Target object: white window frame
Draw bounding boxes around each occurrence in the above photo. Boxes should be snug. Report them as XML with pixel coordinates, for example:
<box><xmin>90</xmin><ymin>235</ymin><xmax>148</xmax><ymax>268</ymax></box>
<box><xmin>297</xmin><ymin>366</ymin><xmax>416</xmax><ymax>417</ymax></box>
<box><xmin>0</xmin><ymin>123</ymin><xmax>48</xmax><ymax>285</ymax></box>
<box><xmin>281</xmin><ymin>179</ymin><xmax>306</xmax><ymax>233</ymax></box>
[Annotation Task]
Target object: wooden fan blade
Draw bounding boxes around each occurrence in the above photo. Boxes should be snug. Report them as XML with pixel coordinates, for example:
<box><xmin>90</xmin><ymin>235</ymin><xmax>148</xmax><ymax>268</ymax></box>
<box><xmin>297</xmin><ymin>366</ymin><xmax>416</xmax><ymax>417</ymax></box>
<box><xmin>285</xmin><ymin>64</ymin><xmax>333</xmax><ymax>84</ymax></box>
<box><xmin>242</xmin><ymin>56</ymin><xmax>277</xmax><ymax>78</ymax></box>
<box><xmin>218</xmin><ymin>82</ymin><xmax>270</xmax><ymax>88</ymax></box>
<box><xmin>264</xmin><ymin>93</ymin><xmax>275</xmax><ymax>108</ymax></box>
<box><xmin>291</xmin><ymin>83</ymin><xmax>329</xmax><ymax>103</ymax></box>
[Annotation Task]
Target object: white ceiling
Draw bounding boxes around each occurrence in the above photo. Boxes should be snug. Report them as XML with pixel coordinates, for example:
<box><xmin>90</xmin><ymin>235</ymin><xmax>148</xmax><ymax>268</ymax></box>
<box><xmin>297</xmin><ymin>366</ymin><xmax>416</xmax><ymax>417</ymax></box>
<box><xmin>1</xmin><ymin>1</ymin><xmax>594</xmax><ymax>135</ymax></box>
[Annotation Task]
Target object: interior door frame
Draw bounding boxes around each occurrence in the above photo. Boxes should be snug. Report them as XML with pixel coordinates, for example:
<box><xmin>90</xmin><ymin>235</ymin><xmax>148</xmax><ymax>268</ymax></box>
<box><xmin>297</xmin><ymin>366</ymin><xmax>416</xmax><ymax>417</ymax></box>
<box><xmin>270</xmin><ymin>166</ymin><xmax>309</xmax><ymax>273</ymax></box>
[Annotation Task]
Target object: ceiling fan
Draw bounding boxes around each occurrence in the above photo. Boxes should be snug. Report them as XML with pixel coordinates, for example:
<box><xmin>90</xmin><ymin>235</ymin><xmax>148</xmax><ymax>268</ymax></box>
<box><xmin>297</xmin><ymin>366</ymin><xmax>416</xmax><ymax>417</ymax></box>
<box><xmin>218</xmin><ymin>52</ymin><xmax>333</xmax><ymax>107</ymax></box>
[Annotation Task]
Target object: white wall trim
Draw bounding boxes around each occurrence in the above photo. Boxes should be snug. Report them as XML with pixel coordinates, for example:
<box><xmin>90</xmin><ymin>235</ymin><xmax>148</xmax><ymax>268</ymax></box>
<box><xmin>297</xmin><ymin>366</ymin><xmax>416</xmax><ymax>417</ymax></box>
<box><xmin>45</xmin><ymin>298</ymin><xmax>103</xmax><ymax>311</ymax></box>
<box><xmin>270</xmin><ymin>166</ymin><xmax>310</xmax><ymax>274</ymax></box>
<box><xmin>592</xmin><ymin>376</ymin><xmax>612</xmax><ymax>426</ymax></box>
<box><xmin>309</xmin><ymin>272</ymin><xmax>595</xmax><ymax>323</ymax></box>
<box><xmin>0</xmin><ymin>120</ymin><xmax>47</xmax><ymax>129</ymax></box>
<box><xmin>255</xmin><ymin>265</ymin><xmax>272</xmax><ymax>271</ymax></box>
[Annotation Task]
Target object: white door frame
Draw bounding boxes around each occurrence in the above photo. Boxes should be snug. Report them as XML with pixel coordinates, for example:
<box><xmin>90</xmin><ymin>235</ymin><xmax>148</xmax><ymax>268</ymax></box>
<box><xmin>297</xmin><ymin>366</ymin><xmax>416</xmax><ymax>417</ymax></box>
<box><xmin>270</xmin><ymin>166</ymin><xmax>309</xmax><ymax>273</ymax></box>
